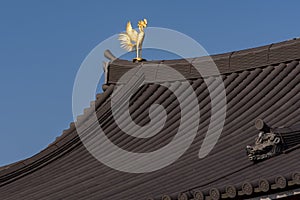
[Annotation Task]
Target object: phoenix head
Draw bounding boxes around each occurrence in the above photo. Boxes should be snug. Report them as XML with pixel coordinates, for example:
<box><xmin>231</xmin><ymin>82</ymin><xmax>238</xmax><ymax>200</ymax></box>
<box><xmin>138</xmin><ymin>19</ymin><xmax>147</xmax><ymax>29</ymax></box>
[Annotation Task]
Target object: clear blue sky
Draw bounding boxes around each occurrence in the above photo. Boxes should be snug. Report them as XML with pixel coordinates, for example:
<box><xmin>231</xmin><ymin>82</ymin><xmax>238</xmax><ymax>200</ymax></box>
<box><xmin>0</xmin><ymin>0</ymin><xmax>299</xmax><ymax>166</ymax></box>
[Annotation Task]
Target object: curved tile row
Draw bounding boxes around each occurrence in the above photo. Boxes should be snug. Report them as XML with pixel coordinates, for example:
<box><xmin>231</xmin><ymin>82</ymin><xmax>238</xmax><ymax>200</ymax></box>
<box><xmin>150</xmin><ymin>172</ymin><xmax>300</xmax><ymax>200</ymax></box>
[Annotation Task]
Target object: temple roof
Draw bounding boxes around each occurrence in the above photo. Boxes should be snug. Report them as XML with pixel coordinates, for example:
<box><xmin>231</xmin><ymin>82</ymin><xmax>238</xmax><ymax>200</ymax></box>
<box><xmin>1</xmin><ymin>38</ymin><xmax>300</xmax><ymax>200</ymax></box>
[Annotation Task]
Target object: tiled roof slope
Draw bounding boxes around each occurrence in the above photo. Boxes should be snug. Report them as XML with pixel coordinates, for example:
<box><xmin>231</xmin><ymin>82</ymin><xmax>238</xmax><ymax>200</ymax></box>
<box><xmin>0</xmin><ymin>38</ymin><xmax>300</xmax><ymax>200</ymax></box>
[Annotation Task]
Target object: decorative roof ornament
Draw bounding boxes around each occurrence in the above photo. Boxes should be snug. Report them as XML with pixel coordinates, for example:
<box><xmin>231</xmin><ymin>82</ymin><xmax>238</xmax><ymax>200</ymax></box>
<box><xmin>246</xmin><ymin>119</ymin><xmax>283</xmax><ymax>161</ymax></box>
<box><xmin>118</xmin><ymin>19</ymin><xmax>147</xmax><ymax>62</ymax></box>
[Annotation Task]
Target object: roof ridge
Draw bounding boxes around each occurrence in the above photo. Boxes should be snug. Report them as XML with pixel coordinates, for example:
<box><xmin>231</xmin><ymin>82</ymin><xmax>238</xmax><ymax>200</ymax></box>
<box><xmin>107</xmin><ymin>38</ymin><xmax>300</xmax><ymax>83</ymax></box>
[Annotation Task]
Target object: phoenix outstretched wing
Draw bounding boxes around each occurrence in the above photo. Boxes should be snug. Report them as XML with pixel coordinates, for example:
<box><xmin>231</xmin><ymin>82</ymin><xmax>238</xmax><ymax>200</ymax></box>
<box><xmin>126</xmin><ymin>21</ymin><xmax>138</xmax><ymax>42</ymax></box>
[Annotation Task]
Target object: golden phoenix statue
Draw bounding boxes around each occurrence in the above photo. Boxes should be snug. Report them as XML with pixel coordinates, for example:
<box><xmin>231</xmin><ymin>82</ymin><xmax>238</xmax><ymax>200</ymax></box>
<box><xmin>118</xmin><ymin>19</ymin><xmax>147</xmax><ymax>62</ymax></box>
